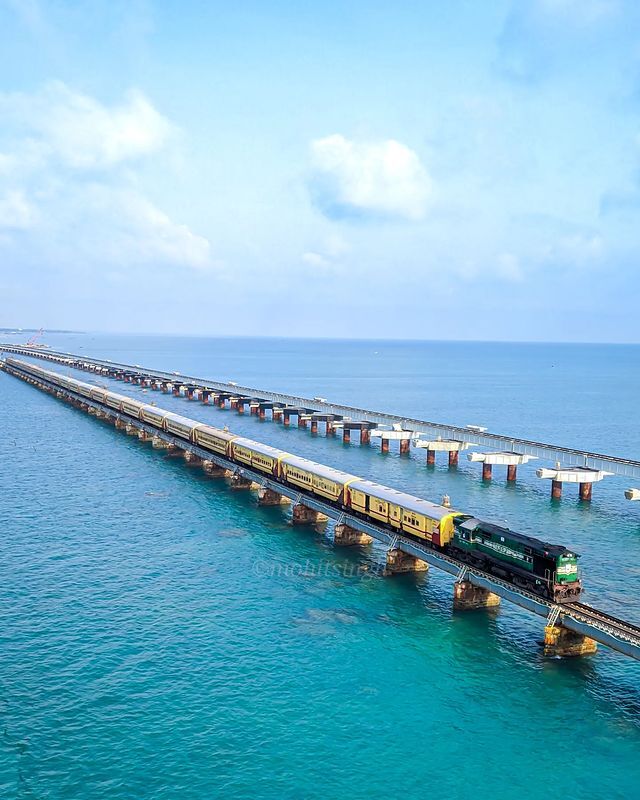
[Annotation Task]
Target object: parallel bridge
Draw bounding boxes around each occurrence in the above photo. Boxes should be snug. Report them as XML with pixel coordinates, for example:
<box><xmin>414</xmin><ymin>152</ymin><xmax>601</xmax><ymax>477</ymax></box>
<box><xmin>2</xmin><ymin>344</ymin><xmax>639</xmax><ymax>486</ymax></box>
<box><xmin>3</xmin><ymin>354</ymin><xmax>640</xmax><ymax>662</ymax></box>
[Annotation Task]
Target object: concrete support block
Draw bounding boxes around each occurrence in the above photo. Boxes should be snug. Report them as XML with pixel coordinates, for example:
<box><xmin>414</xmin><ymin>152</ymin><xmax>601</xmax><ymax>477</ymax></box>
<box><xmin>230</xmin><ymin>398</ymin><xmax>238</xmax><ymax>410</ymax></box>
<box><xmin>343</xmin><ymin>428</ymin><xmax>351</xmax><ymax>444</ymax></box>
<box><xmin>360</xmin><ymin>428</ymin><xmax>370</xmax><ymax>445</ymax></box>
<box><xmin>152</xmin><ymin>436</ymin><xmax>172</xmax><ymax>449</ymax></box>
<box><xmin>137</xmin><ymin>430</ymin><xmax>153</xmax><ymax>442</ymax></box>
<box><xmin>453</xmin><ymin>580</ymin><xmax>501</xmax><ymax>610</ymax></box>
<box><xmin>482</xmin><ymin>463</ymin><xmax>493</xmax><ymax>481</ymax></box>
<box><xmin>507</xmin><ymin>464</ymin><xmax>517</xmax><ymax>482</ymax></box>
<box><xmin>298</xmin><ymin>416</ymin><xmax>307</xmax><ymax>429</ymax></box>
<box><xmin>334</xmin><ymin>524</ymin><xmax>373</xmax><ymax>546</ymax></box>
<box><xmin>292</xmin><ymin>504</ymin><xmax>329</xmax><ymax>525</ymax></box>
<box><xmin>311</xmin><ymin>419</ymin><xmax>318</xmax><ymax>435</ymax></box>
<box><xmin>543</xmin><ymin>625</ymin><xmax>597</xmax><ymax>657</ymax></box>
<box><xmin>399</xmin><ymin>438</ymin><xmax>411</xmax><ymax>455</ymax></box>
<box><xmin>88</xmin><ymin>406</ymin><xmax>97</xmax><ymax>416</ymax></box>
<box><xmin>384</xmin><ymin>548</ymin><xmax>429</xmax><ymax>575</ymax></box>
<box><xmin>427</xmin><ymin>449</ymin><xmax>436</xmax><ymax>466</ymax></box>
<box><xmin>237</xmin><ymin>402</ymin><xmax>245</xmax><ymax>415</ymax></box>
<box><xmin>257</xmin><ymin>488</ymin><xmax>291</xmax><ymax>506</ymax></box>
<box><xmin>326</xmin><ymin>421</ymin><xmax>335</xmax><ymax>437</ymax></box>
<box><xmin>258</xmin><ymin>408</ymin><xmax>266</xmax><ymax>420</ymax></box>
<box><xmin>114</xmin><ymin>418</ymin><xmax>127</xmax><ymax>430</ymax></box>
<box><xmin>125</xmin><ymin>423</ymin><xmax>139</xmax><ymax>436</ymax></box>
<box><xmin>183</xmin><ymin>451</ymin><xmax>203</xmax><ymax>465</ymax></box>
<box><xmin>203</xmin><ymin>461</ymin><xmax>231</xmax><ymax>477</ymax></box>
<box><xmin>229</xmin><ymin>474</ymin><xmax>259</xmax><ymax>490</ymax></box>
<box><xmin>218</xmin><ymin>397</ymin><xmax>226</xmax><ymax>409</ymax></box>
<box><xmin>552</xmin><ymin>479</ymin><xmax>563</xmax><ymax>499</ymax></box>
<box><xmin>381</xmin><ymin>438</ymin><xmax>390</xmax><ymax>453</ymax></box>
<box><xmin>283</xmin><ymin>412</ymin><xmax>290</xmax><ymax>427</ymax></box>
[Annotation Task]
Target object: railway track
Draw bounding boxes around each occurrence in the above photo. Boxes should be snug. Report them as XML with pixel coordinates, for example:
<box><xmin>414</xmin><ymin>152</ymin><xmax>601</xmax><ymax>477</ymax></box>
<box><xmin>566</xmin><ymin>603</ymin><xmax>640</xmax><ymax>643</ymax></box>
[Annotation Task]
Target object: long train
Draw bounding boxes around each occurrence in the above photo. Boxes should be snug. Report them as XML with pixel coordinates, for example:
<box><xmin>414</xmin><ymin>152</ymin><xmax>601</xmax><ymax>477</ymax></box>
<box><xmin>6</xmin><ymin>358</ymin><xmax>583</xmax><ymax>603</ymax></box>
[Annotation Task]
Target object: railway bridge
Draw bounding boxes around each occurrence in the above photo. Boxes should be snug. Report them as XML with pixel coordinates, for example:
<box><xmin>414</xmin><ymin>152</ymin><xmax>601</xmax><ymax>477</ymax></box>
<box><xmin>3</xmin><ymin>354</ymin><xmax>640</xmax><ymax>663</ymax></box>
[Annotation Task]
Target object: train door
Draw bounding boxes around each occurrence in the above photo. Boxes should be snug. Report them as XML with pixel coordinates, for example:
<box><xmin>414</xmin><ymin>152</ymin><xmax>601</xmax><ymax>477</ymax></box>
<box><xmin>389</xmin><ymin>504</ymin><xmax>402</xmax><ymax>529</ymax></box>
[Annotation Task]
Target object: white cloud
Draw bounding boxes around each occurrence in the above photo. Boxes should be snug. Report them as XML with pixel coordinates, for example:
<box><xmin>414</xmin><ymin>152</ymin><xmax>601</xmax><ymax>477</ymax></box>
<box><xmin>0</xmin><ymin>81</ymin><xmax>171</xmax><ymax>169</ymax></box>
<box><xmin>0</xmin><ymin>82</ymin><xmax>214</xmax><ymax>271</ymax></box>
<box><xmin>309</xmin><ymin>134</ymin><xmax>432</xmax><ymax>221</ymax></box>
<box><xmin>0</xmin><ymin>189</ymin><xmax>35</xmax><ymax>229</ymax></box>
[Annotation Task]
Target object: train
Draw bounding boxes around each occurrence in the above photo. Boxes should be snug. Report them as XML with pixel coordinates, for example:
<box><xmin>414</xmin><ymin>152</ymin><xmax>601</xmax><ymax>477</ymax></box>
<box><xmin>5</xmin><ymin>358</ymin><xmax>583</xmax><ymax>603</ymax></box>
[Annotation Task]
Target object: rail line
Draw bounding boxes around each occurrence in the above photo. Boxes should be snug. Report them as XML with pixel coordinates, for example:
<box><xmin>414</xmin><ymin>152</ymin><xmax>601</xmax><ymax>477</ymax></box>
<box><xmin>2</xmin><ymin>343</ymin><xmax>639</xmax><ymax>480</ymax></box>
<box><xmin>3</xmin><ymin>355</ymin><xmax>640</xmax><ymax>662</ymax></box>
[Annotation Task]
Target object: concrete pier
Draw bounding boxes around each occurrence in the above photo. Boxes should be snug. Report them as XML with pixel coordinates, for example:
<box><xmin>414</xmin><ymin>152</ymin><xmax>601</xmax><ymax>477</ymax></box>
<box><xmin>372</xmin><ymin>429</ymin><xmax>414</xmax><ymax>454</ymax></box>
<box><xmin>333</xmin><ymin>524</ymin><xmax>373</xmax><ymax>546</ymax></box>
<box><xmin>384</xmin><ymin>548</ymin><xmax>429</xmax><ymax>575</ymax></box>
<box><xmin>183</xmin><ymin>451</ymin><xmax>203</xmax><ymax>465</ymax></box>
<box><xmin>468</xmin><ymin>451</ymin><xmax>537</xmax><ymax>481</ymax></box>
<box><xmin>453</xmin><ymin>580</ymin><xmax>501</xmax><ymax>610</ymax></box>
<box><xmin>543</xmin><ymin>625</ymin><xmax>597</xmax><ymax>657</ymax></box>
<box><xmin>257</xmin><ymin>487</ymin><xmax>291</xmax><ymax>506</ymax></box>
<box><xmin>415</xmin><ymin>438</ymin><xmax>470</xmax><ymax>466</ymax></box>
<box><xmin>202</xmin><ymin>461</ymin><xmax>231</xmax><ymax>477</ymax></box>
<box><xmin>229</xmin><ymin>474</ymin><xmax>259</xmax><ymax>490</ymax></box>
<box><xmin>292</xmin><ymin>504</ymin><xmax>328</xmax><ymax>525</ymax></box>
<box><xmin>536</xmin><ymin>466</ymin><xmax>613</xmax><ymax>500</ymax></box>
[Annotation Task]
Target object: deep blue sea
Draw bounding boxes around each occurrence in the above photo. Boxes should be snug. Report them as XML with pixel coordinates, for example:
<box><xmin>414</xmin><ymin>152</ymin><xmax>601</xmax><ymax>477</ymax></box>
<box><xmin>1</xmin><ymin>334</ymin><xmax>639</xmax><ymax>799</ymax></box>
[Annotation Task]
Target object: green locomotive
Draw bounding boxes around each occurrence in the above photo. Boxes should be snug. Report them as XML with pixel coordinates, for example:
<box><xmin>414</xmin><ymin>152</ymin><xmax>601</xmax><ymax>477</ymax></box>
<box><xmin>449</xmin><ymin>518</ymin><xmax>581</xmax><ymax>602</ymax></box>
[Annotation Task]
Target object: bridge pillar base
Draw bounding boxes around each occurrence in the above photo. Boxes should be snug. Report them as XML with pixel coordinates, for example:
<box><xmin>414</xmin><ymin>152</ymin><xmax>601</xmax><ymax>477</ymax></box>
<box><xmin>334</xmin><ymin>524</ymin><xmax>373</xmax><ymax>546</ymax></box>
<box><xmin>114</xmin><ymin>418</ymin><xmax>127</xmax><ymax>430</ymax></box>
<box><xmin>453</xmin><ymin>580</ymin><xmax>501</xmax><ymax>610</ymax></box>
<box><xmin>543</xmin><ymin>625</ymin><xmax>597</xmax><ymax>657</ymax></box>
<box><xmin>183</xmin><ymin>451</ymin><xmax>203</xmax><ymax>465</ymax></box>
<box><xmin>229</xmin><ymin>474</ymin><xmax>259</xmax><ymax>490</ymax></box>
<box><xmin>137</xmin><ymin>429</ymin><xmax>153</xmax><ymax>442</ymax></box>
<box><xmin>152</xmin><ymin>436</ymin><xmax>172</xmax><ymax>449</ymax></box>
<box><xmin>292</xmin><ymin>504</ymin><xmax>328</xmax><ymax>525</ymax></box>
<box><xmin>125</xmin><ymin>423</ymin><xmax>139</xmax><ymax>436</ymax></box>
<box><xmin>385</xmin><ymin>548</ymin><xmax>429</xmax><ymax>575</ymax></box>
<box><xmin>257</xmin><ymin>488</ymin><xmax>291</xmax><ymax>506</ymax></box>
<box><xmin>203</xmin><ymin>461</ymin><xmax>231</xmax><ymax>477</ymax></box>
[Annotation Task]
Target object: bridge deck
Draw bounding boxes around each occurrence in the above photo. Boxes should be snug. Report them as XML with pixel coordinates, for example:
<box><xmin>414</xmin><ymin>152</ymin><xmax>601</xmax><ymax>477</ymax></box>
<box><xmin>3</xmin><ymin>355</ymin><xmax>640</xmax><ymax>661</ymax></box>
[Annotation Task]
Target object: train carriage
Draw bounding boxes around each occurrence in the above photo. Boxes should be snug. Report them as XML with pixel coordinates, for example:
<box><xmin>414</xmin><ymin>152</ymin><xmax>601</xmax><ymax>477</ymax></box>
<box><xmin>194</xmin><ymin>426</ymin><xmax>238</xmax><ymax>457</ymax></box>
<box><xmin>105</xmin><ymin>391</ymin><xmax>128</xmax><ymax>411</ymax></box>
<box><xmin>347</xmin><ymin>479</ymin><xmax>467</xmax><ymax>546</ymax></box>
<box><xmin>90</xmin><ymin>386</ymin><xmax>108</xmax><ymax>403</ymax></box>
<box><xmin>229</xmin><ymin>437</ymin><xmax>290</xmax><ymax>475</ymax></box>
<box><xmin>280</xmin><ymin>455</ymin><xmax>359</xmax><ymax>503</ymax></box>
<box><xmin>76</xmin><ymin>381</ymin><xmax>93</xmax><ymax>399</ymax></box>
<box><xmin>121</xmin><ymin>398</ymin><xmax>145</xmax><ymax>419</ymax></box>
<box><xmin>164</xmin><ymin>412</ymin><xmax>203</xmax><ymax>442</ymax></box>
<box><xmin>140</xmin><ymin>405</ymin><xmax>170</xmax><ymax>430</ymax></box>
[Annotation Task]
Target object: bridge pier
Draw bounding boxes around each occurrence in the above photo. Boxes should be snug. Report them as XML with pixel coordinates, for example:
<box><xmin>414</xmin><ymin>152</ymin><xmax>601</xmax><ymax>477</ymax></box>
<box><xmin>334</xmin><ymin>524</ymin><xmax>373</xmax><ymax>546</ymax></box>
<box><xmin>543</xmin><ymin>625</ymin><xmax>597</xmax><ymax>657</ymax></box>
<box><xmin>292</xmin><ymin>504</ymin><xmax>328</xmax><ymax>525</ymax></box>
<box><xmin>360</xmin><ymin>428</ymin><xmax>371</xmax><ymax>445</ymax></box>
<box><xmin>137</xmin><ymin>429</ymin><xmax>153</xmax><ymax>442</ymax></box>
<box><xmin>536</xmin><ymin>466</ymin><xmax>612</xmax><ymax>501</ymax></box>
<box><xmin>203</xmin><ymin>461</ymin><xmax>231</xmax><ymax>477</ymax></box>
<box><xmin>257</xmin><ymin>487</ymin><xmax>291</xmax><ymax>506</ymax></box>
<box><xmin>229</xmin><ymin>474</ymin><xmax>259</xmax><ymax>490</ymax></box>
<box><xmin>183</xmin><ymin>451</ymin><xmax>203</xmax><ymax>465</ymax></box>
<box><xmin>237</xmin><ymin>400</ymin><xmax>246</xmax><ymax>415</ymax></box>
<box><xmin>453</xmin><ymin>580</ymin><xmax>501</xmax><ymax>610</ymax></box>
<box><xmin>384</xmin><ymin>548</ymin><xmax>429</xmax><ymax>574</ymax></box>
<box><xmin>152</xmin><ymin>435</ymin><xmax>173</xmax><ymax>449</ymax></box>
<box><xmin>311</xmin><ymin>419</ymin><xmax>318</xmax><ymax>435</ymax></box>
<box><xmin>272</xmin><ymin>407</ymin><xmax>283</xmax><ymax>423</ymax></box>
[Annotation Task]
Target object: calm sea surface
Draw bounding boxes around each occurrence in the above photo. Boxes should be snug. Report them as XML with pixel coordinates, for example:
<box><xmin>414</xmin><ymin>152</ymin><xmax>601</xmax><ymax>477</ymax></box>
<box><xmin>1</xmin><ymin>334</ymin><xmax>639</xmax><ymax>799</ymax></box>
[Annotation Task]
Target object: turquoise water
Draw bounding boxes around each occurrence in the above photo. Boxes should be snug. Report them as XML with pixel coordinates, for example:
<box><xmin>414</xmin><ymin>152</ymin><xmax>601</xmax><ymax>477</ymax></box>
<box><xmin>1</xmin><ymin>335</ymin><xmax>639</xmax><ymax>799</ymax></box>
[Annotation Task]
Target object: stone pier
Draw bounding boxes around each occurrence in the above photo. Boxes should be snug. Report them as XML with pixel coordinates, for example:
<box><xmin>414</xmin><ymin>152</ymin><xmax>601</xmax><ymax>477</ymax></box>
<box><xmin>229</xmin><ymin>474</ymin><xmax>259</xmax><ymax>490</ymax></box>
<box><xmin>183</xmin><ymin>451</ymin><xmax>203</xmax><ymax>465</ymax></box>
<box><xmin>543</xmin><ymin>625</ymin><xmax>597</xmax><ymax>657</ymax></box>
<box><xmin>137</xmin><ymin>429</ymin><xmax>154</xmax><ymax>442</ymax></box>
<box><xmin>257</xmin><ymin>488</ymin><xmax>292</xmax><ymax>506</ymax></box>
<box><xmin>203</xmin><ymin>461</ymin><xmax>231</xmax><ymax>477</ymax></box>
<box><xmin>384</xmin><ymin>548</ymin><xmax>429</xmax><ymax>575</ymax></box>
<box><xmin>334</xmin><ymin>524</ymin><xmax>373</xmax><ymax>546</ymax></box>
<box><xmin>453</xmin><ymin>580</ymin><xmax>501</xmax><ymax>610</ymax></box>
<box><xmin>152</xmin><ymin>436</ymin><xmax>173</xmax><ymax>449</ymax></box>
<box><xmin>291</xmin><ymin>504</ymin><xmax>329</xmax><ymax>525</ymax></box>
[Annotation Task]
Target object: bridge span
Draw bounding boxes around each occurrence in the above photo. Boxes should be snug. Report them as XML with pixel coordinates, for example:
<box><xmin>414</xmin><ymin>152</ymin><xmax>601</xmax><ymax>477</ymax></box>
<box><xmin>3</xmin><ymin>354</ymin><xmax>640</xmax><ymax>663</ymax></box>
<box><xmin>2</xmin><ymin>343</ymin><xmax>640</xmax><ymax>498</ymax></box>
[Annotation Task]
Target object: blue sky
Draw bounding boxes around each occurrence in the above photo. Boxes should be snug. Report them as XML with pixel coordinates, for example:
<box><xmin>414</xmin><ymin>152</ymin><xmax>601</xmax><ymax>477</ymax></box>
<box><xmin>0</xmin><ymin>0</ymin><xmax>639</xmax><ymax>341</ymax></box>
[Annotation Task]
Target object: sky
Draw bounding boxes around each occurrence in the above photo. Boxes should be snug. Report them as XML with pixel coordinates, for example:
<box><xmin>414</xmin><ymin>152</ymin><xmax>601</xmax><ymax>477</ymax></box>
<box><xmin>0</xmin><ymin>0</ymin><xmax>639</xmax><ymax>342</ymax></box>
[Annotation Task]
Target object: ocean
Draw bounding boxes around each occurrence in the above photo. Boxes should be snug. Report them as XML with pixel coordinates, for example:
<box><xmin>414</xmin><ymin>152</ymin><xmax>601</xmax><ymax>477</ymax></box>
<box><xmin>1</xmin><ymin>334</ymin><xmax>639</xmax><ymax>799</ymax></box>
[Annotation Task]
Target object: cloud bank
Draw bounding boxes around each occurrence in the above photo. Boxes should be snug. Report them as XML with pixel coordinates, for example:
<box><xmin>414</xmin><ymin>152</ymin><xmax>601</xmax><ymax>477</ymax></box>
<box><xmin>0</xmin><ymin>82</ymin><xmax>213</xmax><ymax>271</ymax></box>
<box><xmin>309</xmin><ymin>134</ymin><xmax>432</xmax><ymax>222</ymax></box>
